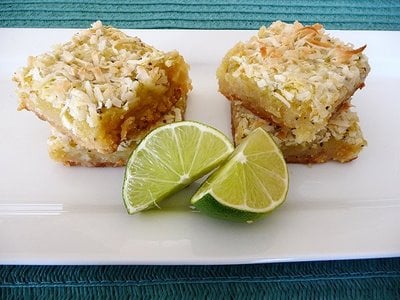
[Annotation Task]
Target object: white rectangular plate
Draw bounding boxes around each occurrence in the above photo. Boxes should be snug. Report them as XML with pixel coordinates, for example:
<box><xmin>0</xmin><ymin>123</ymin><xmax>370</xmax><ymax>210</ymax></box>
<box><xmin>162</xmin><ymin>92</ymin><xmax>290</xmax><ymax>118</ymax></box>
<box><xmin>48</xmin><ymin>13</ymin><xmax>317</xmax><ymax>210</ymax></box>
<box><xmin>1</xmin><ymin>28</ymin><xmax>400</xmax><ymax>265</ymax></box>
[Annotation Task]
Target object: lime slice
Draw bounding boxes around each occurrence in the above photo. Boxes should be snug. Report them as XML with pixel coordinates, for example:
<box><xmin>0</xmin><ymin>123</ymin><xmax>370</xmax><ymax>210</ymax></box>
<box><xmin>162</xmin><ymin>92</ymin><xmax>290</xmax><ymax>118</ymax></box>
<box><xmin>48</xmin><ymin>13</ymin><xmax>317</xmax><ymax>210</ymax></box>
<box><xmin>123</xmin><ymin>121</ymin><xmax>234</xmax><ymax>214</ymax></box>
<box><xmin>191</xmin><ymin>127</ymin><xmax>289</xmax><ymax>223</ymax></box>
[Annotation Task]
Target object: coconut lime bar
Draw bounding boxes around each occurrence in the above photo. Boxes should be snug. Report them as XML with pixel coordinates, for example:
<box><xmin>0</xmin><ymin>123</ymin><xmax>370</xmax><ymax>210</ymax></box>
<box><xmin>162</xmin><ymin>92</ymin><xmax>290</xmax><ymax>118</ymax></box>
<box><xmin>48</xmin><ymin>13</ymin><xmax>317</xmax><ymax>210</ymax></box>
<box><xmin>14</xmin><ymin>21</ymin><xmax>191</xmax><ymax>154</ymax></box>
<box><xmin>218</xmin><ymin>21</ymin><xmax>369</xmax><ymax>144</ymax></box>
<box><xmin>48</xmin><ymin>98</ymin><xmax>186</xmax><ymax>167</ymax></box>
<box><xmin>231</xmin><ymin>101</ymin><xmax>366</xmax><ymax>163</ymax></box>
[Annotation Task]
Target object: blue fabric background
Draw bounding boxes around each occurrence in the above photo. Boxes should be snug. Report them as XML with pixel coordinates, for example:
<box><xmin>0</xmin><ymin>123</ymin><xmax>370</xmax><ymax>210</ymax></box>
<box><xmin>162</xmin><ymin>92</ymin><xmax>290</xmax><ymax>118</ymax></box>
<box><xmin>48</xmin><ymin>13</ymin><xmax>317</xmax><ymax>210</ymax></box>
<box><xmin>1</xmin><ymin>0</ymin><xmax>400</xmax><ymax>30</ymax></box>
<box><xmin>1</xmin><ymin>259</ymin><xmax>400</xmax><ymax>299</ymax></box>
<box><xmin>1</xmin><ymin>0</ymin><xmax>400</xmax><ymax>299</ymax></box>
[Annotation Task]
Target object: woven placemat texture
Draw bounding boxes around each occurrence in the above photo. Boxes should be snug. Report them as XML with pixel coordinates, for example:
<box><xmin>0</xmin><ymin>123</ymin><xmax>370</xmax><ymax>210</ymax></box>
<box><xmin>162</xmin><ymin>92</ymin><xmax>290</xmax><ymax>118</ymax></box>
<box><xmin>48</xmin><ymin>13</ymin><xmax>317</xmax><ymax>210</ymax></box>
<box><xmin>1</xmin><ymin>0</ymin><xmax>400</xmax><ymax>30</ymax></box>
<box><xmin>1</xmin><ymin>258</ymin><xmax>400</xmax><ymax>299</ymax></box>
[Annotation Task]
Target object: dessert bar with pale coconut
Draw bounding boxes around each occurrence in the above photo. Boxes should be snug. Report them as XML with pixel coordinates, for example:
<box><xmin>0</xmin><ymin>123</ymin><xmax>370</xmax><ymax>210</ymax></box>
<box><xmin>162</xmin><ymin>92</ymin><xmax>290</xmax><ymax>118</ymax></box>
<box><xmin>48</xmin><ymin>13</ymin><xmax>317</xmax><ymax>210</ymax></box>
<box><xmin>48</xmin><ymin>98</ymin><xmax>186</xmax><ymax>167</ymax></box>
<box><xmin>231</xmin><ymin>101</ymin><xmax>366</xmax><ymax>163</ymax></box>
<box><xmin>14</xmin><ymin>21</ymin><xmax>192</xmax><ymax>155</ymax></box>
<box><xmin>217</xmin><ymin>21</ymin><xmax>370</xmax><ymax>145</ymax></box>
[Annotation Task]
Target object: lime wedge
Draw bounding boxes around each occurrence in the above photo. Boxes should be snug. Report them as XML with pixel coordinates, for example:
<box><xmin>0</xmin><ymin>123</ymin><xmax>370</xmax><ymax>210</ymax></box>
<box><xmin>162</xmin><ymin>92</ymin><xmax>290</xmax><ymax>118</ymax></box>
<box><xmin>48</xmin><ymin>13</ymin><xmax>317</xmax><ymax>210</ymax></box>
<box><xmin>123</xmin><ymin>121</ymin><xmax>234</xmax><ymax>214</ymax></box>
<box><xmin>191</xmin><ymin>127</ymin><xmax>289</xmax><ymax>223</ymax></box>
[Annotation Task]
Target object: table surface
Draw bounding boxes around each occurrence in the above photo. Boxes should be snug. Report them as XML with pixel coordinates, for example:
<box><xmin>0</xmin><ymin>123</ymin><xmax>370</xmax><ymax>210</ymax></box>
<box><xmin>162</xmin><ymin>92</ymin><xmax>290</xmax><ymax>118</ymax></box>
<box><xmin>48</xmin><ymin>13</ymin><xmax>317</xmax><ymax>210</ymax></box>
<box><xmin>1</xmin><ymin>0</ymin><xmax>400</xmax><ymax>299</ymax></box>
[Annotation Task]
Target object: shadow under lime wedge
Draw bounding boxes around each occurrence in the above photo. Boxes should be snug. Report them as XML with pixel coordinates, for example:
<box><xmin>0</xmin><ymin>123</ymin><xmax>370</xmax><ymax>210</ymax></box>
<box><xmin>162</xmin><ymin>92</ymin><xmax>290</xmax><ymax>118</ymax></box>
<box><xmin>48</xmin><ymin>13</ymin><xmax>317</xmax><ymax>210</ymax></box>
<box><xmin>122</xmin><ymin>121</ymin><xmax>234</xmax><ymax>214</ymax></box>
<box><xmin>191</xmin><ymin>127</ymin><xmax>289</xmax><ymax>223</ymax></box>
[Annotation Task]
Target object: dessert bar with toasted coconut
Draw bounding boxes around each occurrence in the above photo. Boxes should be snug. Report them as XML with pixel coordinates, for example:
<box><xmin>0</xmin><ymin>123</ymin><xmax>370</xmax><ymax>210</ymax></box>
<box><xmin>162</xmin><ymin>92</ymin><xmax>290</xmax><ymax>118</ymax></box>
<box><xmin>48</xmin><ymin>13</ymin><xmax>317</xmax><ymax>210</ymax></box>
<box><xmin>48</xmin><ymin>98</ymin><xmax>186</xmax><ymax>167</ymax></box>
<box><xmin>14</xmin><ymin>21</ymin><xmax>191</xmax><ymax>154</ymax></box>
<box><xmin>231</xmin><ymin>101</ymin><xmax>366</xmax><ymax>163</ymax></box>
<box><xmin>217</xmin><ymin>21</ymin><xmax>369</xmax><ymax>144</ymax></box>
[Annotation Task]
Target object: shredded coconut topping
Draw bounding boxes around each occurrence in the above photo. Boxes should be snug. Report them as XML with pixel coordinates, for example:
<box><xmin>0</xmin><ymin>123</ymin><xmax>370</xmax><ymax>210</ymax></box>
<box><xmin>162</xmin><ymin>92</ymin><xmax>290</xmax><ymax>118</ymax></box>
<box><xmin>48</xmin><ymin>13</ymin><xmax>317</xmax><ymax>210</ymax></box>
<box><xmin>15</xmin><ymin>21</ymin><xmax>175</xmax><ymax>128</ymax></box>
<box><xmin>228</xmin><ymin>21</ymin><xmax>370</xmax><ymax>129</ymax></box>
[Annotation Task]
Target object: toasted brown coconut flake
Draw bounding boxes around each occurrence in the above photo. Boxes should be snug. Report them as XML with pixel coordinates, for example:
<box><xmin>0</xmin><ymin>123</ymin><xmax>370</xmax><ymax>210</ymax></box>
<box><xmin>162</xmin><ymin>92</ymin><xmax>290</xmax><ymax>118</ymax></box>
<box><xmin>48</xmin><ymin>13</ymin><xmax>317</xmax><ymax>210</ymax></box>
<box><xmin>337</xmin><ymin>44</ymin><xmax>367</xmax><ymax>55</ymax></box>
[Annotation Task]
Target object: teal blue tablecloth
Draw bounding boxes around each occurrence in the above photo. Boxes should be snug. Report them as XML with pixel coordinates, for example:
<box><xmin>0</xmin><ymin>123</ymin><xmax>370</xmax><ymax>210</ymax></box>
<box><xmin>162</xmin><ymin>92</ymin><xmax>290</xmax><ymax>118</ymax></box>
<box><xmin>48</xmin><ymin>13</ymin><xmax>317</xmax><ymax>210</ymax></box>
<box><xmin>1</xmin><ymin>1</ymin><xmax>400</xmax><ymax>299</ymax></box>
<box><xmin>1</xmin><ymin>0</ymin><xmax>400</xmax><ymax>30</ymax></box>
<box><xmin>1</xmin><ymin>259</ymin><xmax>400</xmax><ymax>299</ymax></box>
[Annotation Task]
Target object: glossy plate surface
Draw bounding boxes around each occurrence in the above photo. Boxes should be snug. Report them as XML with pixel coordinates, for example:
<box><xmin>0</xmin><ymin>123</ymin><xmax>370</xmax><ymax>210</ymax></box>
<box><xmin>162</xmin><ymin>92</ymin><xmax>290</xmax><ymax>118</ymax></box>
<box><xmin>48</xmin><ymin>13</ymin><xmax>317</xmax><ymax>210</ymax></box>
<box><xmin>1</xmin><ymin>28</ymin><xmax>399</xmax><ymax>264</ymax></box>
